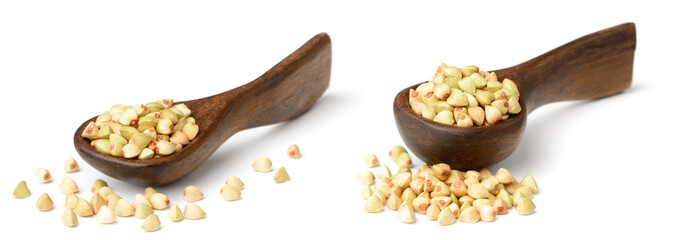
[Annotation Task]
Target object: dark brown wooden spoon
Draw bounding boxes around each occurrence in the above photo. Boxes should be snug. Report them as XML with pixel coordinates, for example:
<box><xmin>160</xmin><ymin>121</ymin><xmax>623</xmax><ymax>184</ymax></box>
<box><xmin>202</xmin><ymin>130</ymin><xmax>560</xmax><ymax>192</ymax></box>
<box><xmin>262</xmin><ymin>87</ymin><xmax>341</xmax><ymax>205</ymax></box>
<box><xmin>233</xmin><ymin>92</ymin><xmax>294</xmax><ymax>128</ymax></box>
<box><xmin>394</xmin><ymin>23</ymin><xmax>636</xmax><ymax>170</ymax></box>
<box><xmin>74</xmin><ymin>33</ymin><xmax>331</xmax><ymax>185</ymax></box>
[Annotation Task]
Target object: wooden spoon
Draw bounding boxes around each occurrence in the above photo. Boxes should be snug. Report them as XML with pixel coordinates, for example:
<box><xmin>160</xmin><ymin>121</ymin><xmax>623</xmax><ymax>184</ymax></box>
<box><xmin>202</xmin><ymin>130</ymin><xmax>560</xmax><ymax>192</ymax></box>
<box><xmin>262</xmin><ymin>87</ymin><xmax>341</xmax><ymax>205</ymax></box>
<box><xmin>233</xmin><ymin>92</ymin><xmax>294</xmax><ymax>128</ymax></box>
<box><xmin>74</xmin><ymin>33</ymin><xmax>332</xmax><ymax>185</ymax></box>
<box><xmin>393</xmin><ymin>23</ymin><xmax>636</xmax><ymax>170</ymax></box>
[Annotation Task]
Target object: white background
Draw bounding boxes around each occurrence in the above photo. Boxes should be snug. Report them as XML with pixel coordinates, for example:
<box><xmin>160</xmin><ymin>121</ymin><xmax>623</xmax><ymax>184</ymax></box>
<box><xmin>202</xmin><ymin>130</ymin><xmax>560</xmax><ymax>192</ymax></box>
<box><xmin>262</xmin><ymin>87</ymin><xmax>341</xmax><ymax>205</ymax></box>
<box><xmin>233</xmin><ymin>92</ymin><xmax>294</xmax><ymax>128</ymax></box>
<box><xmin>1</xmin><ymin>0</ymin><xmax>676</xmax><ymax>239</ymax></box>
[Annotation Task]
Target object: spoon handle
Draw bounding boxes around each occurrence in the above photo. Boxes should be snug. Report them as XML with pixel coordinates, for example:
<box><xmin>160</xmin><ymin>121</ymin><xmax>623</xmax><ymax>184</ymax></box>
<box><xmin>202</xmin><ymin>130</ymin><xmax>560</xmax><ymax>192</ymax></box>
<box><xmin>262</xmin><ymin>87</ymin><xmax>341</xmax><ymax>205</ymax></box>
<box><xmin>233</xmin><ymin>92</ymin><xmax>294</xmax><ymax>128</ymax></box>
<box><xmin>217</xmin><ymin>33</ymin><xmax>332</xmax><ymax>137</ymax></box>
<box><xmin>515</xmin><ymin>23</ymin><xmax>636</xmax><ymax>113</ymax></box>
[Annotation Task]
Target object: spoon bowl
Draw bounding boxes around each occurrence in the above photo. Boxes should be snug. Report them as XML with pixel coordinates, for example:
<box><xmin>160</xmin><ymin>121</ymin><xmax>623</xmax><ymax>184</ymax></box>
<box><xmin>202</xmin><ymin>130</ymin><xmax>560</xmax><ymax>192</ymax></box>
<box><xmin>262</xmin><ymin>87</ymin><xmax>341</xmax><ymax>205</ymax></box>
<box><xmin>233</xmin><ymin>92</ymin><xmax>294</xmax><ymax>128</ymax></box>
<box><xmin>75</xmin><ymin>33</ymin><xmax>332</xmax><ymax>185</ymax></box>
<box><xmin>394</xmin><ymin>23</ymin><xmax>636</xmax><ymax>170</ymax></box>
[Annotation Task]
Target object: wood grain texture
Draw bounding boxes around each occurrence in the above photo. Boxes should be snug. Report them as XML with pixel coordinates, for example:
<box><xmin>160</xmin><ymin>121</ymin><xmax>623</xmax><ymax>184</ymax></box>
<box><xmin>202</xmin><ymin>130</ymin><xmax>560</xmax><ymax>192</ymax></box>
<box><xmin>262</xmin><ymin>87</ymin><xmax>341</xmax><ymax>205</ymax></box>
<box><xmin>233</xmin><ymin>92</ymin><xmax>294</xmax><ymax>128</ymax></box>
<box><xmin>74</xmin><ymin>33</ymin><xmax>332</xmax><ymax>185</ymax></box>
<box><xmin>394</xmin><ymin>23</ymin><xmax>636</xmax><ymax>170</ymax></box>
